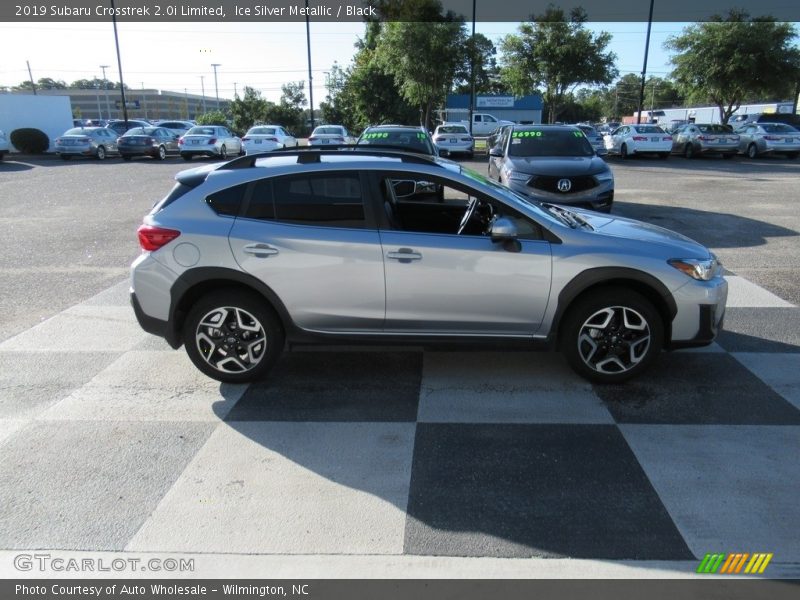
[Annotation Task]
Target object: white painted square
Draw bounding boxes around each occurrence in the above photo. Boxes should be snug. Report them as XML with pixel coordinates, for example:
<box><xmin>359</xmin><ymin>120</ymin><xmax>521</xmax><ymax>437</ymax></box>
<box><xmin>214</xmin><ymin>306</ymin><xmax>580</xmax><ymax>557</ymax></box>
<box><xmin>417</xmin><ymin>352</ymin><xmax>613</xmax><ymax>424</ymax></box>
<box><xmin>39</xmin><ymin>351</ymin><xmax>247</xmax><ymax>422</ymax></box>
<box><xmin>127</xmin><ymin>422</ymin><xmax>416</xmax><ymax>554</ymax></box>
<box><xmin>0</xmin><ymin>306</ymin><xmax>147</xmax><ymax>352</ymax></box>
<box><xmin>733</xmin><ymin>353</ymin><xmax>800</xmax><ymax>411</ymax></box>
<box><xmin>0</xmin><ymin>419</ymin><xmax>27</xmax><ymax>446</ymax></box>
<box><xmin>621</xmin><ymin>425</ymin><xmax>800</xmax><ymax>561</ymax></box>
<box><xmin>724</xmin><ymin>276</ymin><xmax>794</xmax><ymax>308</ymax></box>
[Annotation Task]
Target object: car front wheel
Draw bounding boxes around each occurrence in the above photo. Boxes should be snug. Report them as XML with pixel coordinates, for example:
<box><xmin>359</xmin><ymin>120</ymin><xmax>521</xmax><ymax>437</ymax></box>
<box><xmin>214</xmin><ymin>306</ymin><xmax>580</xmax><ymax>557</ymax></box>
<box><xmin>561</xmin><ymin>288</ymin><xmax>663</xmax><ymax>384</ymax></box>
<box><xmin>747</xmin><ymin>144</ymin><xmax>759</xmax><ymax>159</ymax></box>
<box><xmin>183</xmin><ymin>290</ymin><xmax>284</xmax><ymax>383</ymax></box>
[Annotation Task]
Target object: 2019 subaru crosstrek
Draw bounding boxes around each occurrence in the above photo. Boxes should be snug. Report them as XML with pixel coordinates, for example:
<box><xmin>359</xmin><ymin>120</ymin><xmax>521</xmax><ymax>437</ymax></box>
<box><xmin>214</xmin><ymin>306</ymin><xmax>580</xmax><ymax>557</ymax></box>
<box><xmin>131</xmin><ymin>147</ymin><xmax>727</xmax><ymax>384</ymax></box>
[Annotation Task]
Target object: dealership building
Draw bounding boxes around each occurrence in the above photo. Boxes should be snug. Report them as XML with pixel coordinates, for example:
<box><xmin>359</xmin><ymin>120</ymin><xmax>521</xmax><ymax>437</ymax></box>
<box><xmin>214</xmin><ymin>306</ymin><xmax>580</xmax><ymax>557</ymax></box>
<box><xmin>443</xmin><ymin>94</ymin><xmax>543</xmax><ymax>125</ymax></box>
<box><xmin>3</xmin><ymin>88</ymin><xmax>227</xmax><ymax>121</ymax></box>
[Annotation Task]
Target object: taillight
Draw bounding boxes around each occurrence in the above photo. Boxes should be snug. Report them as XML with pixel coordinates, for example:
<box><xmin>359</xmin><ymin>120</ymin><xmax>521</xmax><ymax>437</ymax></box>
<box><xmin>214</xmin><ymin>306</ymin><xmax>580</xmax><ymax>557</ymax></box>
<box><xmin>137</xmin><ymin>224</ymin><xmax>181</xmax><ymax>251</ymax></box>
<box><xmin>632</xmin><ymin>136</ymin><xmax>647</xmax><ymax>141</ymax></box>
<box><xmin>460</xmin><ymin>137</ymin><xmax>473</xmax><ymax>142</ymax></box>
<box><xmin>664</xmin><ymin>136</ymin><xmax>672</xmax><ymax>141</ymax></box>
<box><xmin>265</xmin><ymin>137</ymin><xmax>278</xmax><ymax>142</ymax></box>
<box><xmin>208</xmin><ymin>138</ymin><xmax>217</xmax><ymax>144</ymax></box>
<box><xmin>308</xmin><ymin>137</ymin><xmax>317</xmax><ymax>141</ymax></box>
<box><xmin>435</xmin><ymin>136</ymin><xmax>445</xmax><ymax>142</ymax></box>
<box><xmin>55</xmin><ymin>138</ymin><xmax>61</xmax><ymax>144</ymax></box>
<box><xmin>146</xmin><ymin>137</ymin><xmax>155</xmax><ymax>144</ymax></box>
<box><xmin>764</xmin><ymin>135</ymin><xmax>781</xmax><ymax>141</ymax></box>
<box><xmin>732</xmin><ymin>136</ymin><xmax>740</xmax><ymax>141</ymax></box>
<box><xmin>178</xmin><ymin>138</ymin><xmax>184</xmax><ymax>145</ymax></box>
<box><xmin>241</xmin><ymin>137</ymin><xmax>250</xmax><ymax>141</ymax></box>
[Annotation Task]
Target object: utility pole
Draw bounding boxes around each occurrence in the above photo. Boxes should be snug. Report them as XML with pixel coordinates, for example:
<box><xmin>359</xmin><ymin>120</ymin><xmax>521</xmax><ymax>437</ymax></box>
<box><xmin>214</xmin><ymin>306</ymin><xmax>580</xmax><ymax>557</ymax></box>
<box><xmin>305</xmin><ymin>0</ymin><xmax>315</xmax><ymax>131</ymax></box>
<box><xmin>468</xmin><ymin>0</ymin><xmax>476</xmax><ymax>135</ymax></box>
<box><xmin>141</xmin><ymin>82</ymin><xmax>148</xmax><ymax>120</ymax></box>
<box><xmin>234</xmin><ymin>82</ymin><xmax>238</xmax><ymax>98</ymax></box>
<box><xmin>211</xmin><ymin>63</ymin><xmax>221</xmax><ymax>111</ymax></box>
<box><xmin>636</xmin><ymin>0</ymin><xmax>655</xmax><ymax>125</ymax></box>
<box><xmin>110</xmin><ymin>0</ymin><xmax>130</xmax><ymax>128</ymax></box>
<box><xmin>26</xmin><ymin>60</ymin><xmax>37</xmax><ymax>95</ymax></box>
<box><xmin>100</xmin><ymin>65</ymin><xmax>111</xmax><ymax>120</ymax></box>
<box><xmin>200</xmin><ymin>76</ymin><xmax>207</xmax><ymax>113</ymax></box>
<box><xmin>94</xmin><ymin>80</ymin><xmax>101</xmax><ymax>121</ymax></box>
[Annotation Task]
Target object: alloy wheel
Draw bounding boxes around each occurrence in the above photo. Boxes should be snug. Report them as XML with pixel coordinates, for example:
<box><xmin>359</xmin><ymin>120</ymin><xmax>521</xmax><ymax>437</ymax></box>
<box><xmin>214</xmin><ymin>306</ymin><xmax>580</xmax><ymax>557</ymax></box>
<box><xmin>577</xmin><ymin>305</ymin><xmax>651</xmax><ymax>375</ymax></box>
<box><xmin>194</xmin><ymin>306</ymin><xmax>267</xmax><ymax>374</ymax></box>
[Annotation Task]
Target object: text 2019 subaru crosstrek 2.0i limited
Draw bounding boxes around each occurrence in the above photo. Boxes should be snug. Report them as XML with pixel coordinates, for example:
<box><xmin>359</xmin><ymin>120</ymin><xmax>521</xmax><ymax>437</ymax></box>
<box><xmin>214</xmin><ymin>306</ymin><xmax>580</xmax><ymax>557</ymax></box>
<box><xmin>130</xmin><ymin>147</ymin><xmax>727</xmax><ymax>384</ymax></box>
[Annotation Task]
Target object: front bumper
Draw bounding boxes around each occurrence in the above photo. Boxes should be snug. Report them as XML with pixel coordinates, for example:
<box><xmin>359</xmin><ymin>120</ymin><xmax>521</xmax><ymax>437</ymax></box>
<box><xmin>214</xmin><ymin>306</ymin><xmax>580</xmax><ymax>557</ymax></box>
<box><xmin>507</xmin><ymin>178</ymin><xmax>614</xmax><ymax>212</ymax></box>
<box><xmin>668</xmin><ymin>275</ymin><xmax>728</xmax><ymax>348</ymax></box>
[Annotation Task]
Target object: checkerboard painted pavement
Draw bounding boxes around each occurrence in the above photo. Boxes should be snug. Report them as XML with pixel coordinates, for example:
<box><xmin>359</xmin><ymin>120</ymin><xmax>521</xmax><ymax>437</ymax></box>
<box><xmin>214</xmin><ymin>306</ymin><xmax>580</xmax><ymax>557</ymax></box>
<box><xmin>1</xmin><ymin>273</ymin><xmax>798</xmax><ymax>576</ymax></box>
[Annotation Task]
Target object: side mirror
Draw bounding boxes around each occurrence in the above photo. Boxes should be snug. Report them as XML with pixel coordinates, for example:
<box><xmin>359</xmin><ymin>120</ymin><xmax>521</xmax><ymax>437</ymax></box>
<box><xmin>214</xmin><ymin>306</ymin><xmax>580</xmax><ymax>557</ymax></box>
<box><xmin>488</xmin><ymin>147</ymin><xmax>504</xmax><ymax>157</ymax></box>
<box><xmin>490</xmin><ymin>217</ymin><xmax>521</xmax><ymax>252</ymax></box>
<box><xmin>392</xmin><ymin>180</ymin><xmax>417</xmax><ymax>198</ymax></box>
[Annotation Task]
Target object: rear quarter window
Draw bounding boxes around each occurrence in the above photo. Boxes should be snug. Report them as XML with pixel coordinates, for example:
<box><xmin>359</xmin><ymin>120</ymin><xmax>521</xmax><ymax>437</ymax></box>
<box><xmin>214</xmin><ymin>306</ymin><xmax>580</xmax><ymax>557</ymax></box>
<box><xmin>206</xmin><ymin>183</ymin><xmax>248</xmax><ymax>217</ymax></box>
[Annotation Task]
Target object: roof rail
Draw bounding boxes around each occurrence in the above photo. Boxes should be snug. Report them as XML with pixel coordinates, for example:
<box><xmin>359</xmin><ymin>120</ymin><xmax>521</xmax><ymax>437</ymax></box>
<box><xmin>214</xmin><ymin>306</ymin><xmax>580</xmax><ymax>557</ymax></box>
<box><xmin>217</xmin><ymin>145</ymin><xmax>440</xmax><ymax>170</ymax></box>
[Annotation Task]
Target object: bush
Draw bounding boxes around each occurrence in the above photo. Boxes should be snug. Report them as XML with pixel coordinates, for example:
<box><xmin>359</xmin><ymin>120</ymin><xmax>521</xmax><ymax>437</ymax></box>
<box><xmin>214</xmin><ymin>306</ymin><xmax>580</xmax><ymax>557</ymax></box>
<box><xmin>10</xmin><ymin>128</ymin><xmax>49</xmax><ymax>154</ymax></box>
<box><xmin>195</xmin><ymin>111</ymin><xmax>228</xmax><ymax>126</ymax></box>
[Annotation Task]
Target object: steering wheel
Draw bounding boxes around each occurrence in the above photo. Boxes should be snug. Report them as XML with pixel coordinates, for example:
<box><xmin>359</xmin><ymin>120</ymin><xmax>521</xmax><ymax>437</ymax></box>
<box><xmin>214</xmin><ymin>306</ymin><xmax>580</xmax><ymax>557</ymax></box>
<box><xmin>457</xmin><ymin>196</ymin><xmax>479</xmax><ymax>235</ymax></box>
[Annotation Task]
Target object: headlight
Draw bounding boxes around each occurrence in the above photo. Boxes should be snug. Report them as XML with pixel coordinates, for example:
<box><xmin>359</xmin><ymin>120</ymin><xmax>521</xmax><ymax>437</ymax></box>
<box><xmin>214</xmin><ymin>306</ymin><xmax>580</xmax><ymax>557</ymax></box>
<box><xmin>668</xmin><ymin>257</ymin><xmax>720</xmax><ymax>281</ymax></box>
<box><xmin>595</xmin><ymin>169</ymin><xmax>614</xmax><ymax>182</ymax></box>
<box><xmin>503</xmin><ymin>169</ymin><xmax>530</xmax><ymax>182</ymax></box>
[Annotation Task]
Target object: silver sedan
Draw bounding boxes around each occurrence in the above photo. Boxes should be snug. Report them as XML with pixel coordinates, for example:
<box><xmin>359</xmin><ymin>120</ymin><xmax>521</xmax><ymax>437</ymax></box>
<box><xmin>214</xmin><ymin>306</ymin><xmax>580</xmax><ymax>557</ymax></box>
<box><xmin>671</xmin><ymin>123</ymin><xmax>740</xmax><ymax>159</ymax></box>
<box><xmin>54</xmin><ymin>127</ymin><xmax>119</xmax><ymax>160</ymax></box>
<box><xmin>737</xmin><ymin>123</ymin><xmax>800</xmax><ymax>159</ymax></box>
<box><xmin>179</xmin><ymin>125</ymin><xmax>243</xmax><ymax>161</ymax></box>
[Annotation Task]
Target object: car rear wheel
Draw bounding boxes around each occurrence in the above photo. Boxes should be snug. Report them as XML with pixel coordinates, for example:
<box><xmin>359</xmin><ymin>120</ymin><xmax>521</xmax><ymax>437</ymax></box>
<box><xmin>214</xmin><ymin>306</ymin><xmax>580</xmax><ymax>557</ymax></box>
<box><xmin>621</xmin><ymin>143</ymin><xmax>630</xmax><ymax>158</ymax></box>
<box><xmin>156</xmin><ymin>145</ymin><xmax>166</xmax><ymax>160</ymax></box>
<box><xmin>183</xmin><ymin>290</ymin><xmax>284</xmax><ymax>383</ymax></box>
<box><xmin>747</xmin><ymin>144</ymin><xmax>759</xmax><ymax>159</ymax></box>
<box><xmin>561</xmin><ymin>288</ymin><xmax>663</xmax><ymax>384</ymax></box>
<box><xmin>683</xmin><ymin>144</ymin><xmax>695</xmax><ymax>159</ymax></box>
<box><xmin>219</xmin><ymin>145</ymin><xmax>228</xmax><ymax>159</ymax></box>
<box><xmin>96</xmin><ymin>146</ymin><xmax>106</xmax><ymax>160</ymax></box>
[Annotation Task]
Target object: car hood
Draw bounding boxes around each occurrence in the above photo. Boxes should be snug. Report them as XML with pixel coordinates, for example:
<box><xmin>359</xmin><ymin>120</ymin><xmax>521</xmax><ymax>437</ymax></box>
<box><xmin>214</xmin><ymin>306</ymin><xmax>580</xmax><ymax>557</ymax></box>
<box><xmin>576</xmin><ymin>210</ymin><xmax>710</xmax><ymax>258</ymax></box>
<box><xmin>508</xmin><ymin>155</ymin><xmax>608</xmax><ymax>176</ymax></box>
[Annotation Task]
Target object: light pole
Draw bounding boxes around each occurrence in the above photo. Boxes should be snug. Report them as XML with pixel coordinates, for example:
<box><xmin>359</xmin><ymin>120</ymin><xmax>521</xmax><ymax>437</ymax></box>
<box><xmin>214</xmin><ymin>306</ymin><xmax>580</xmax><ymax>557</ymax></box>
<box><xmin>94</xmin><ymin>80</ymin><xmax>102</xmax><ymax>121</ymax></box>
<box><xmin>100</xmin><ymin>64</ymin><xmax>111</xmax><ymax>119</ymax></box>
<box><xmin>468</xmin><ymin>0</ymin><xmax>476</xmax><ymax>135</ymax></box>
<box><xmin>305</xmin><ymin>0</ymin><xmax>315</xmax><ymax>131</ymax></box>
<box><xmin>234</xmin><ymin>82</ymin><xmax>238</xmax><ymax>98</ymax></box>
<box><xmin>200</xmin><ymin>75</ymin><xmax>207</xmax><ymax>113</ymax></box>
<box><xmin>211</xmin><ymin>63</ymin><xmax>221</xmax><ymax>111</ymax></box>
<box><xmin>636</xmin><ymin>0</ymin><xmax>655</xmax><ymax>125</ymax></box>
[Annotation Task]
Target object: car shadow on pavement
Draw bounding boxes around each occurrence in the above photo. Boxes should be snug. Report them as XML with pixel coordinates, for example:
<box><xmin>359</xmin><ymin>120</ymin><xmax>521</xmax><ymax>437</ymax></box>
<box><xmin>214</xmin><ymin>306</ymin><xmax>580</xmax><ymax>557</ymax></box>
<box><xmin>612</xmin><ymin>201</ymin><xmax>798</xmax><ymax>249</ymax></box>
<box><xmin>606</xmin><ymin>154</ymin><xmax>800</xmax><ymax>175</ymax></box>
<box><xmin>0</xmin><ymin>160</ymin><xmax>34</xmax><ymax>172</ymax></box>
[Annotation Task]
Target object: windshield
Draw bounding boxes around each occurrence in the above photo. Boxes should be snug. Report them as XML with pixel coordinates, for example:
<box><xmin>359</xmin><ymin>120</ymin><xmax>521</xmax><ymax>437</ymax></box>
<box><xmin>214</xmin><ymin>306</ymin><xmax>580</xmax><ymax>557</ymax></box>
<box><xmin>358</xmin><ymin>130</ymin><xmax>435</xmax><ymax>155</ymax></box>
<box><xmin>63</xmin><ymin>128</ymin><xmax>91</xmax><ymax>135</ymax></box>
<box><xmin>123</xmin><ymin>127</ymin><xmax>157</xmax><ymax>136</ymax></box>
<box><xmin>508</xmin><ymin>129</ymin><xmax>594</xmax><ymax>157</ymax></box>
<box><xmin>438</xmin><ymin>125</ymin><xmax>468</xmax><ymax>134</ymax></box>
<box><xmin>762</xmin><ymin>124</ymin><xmax>797</xmax><ymax>133</ymax></box>
<box><xmin>187</xmin><ymin>127</ymin><xmax>216</xmax><ymax>136</ymax></box>
<box><xmin>632</xmin><ymin>125</ymin><xmax>666</xmax><ymax>134</ymax></box>
<box><xmin>248</xmin><ymin>127</ymin><xmax>277</xmax><ymax>135</ymax></box>
<box><xmin>313</xmin><ymin>127</ymin><xmax>344</xmax><ymax>135</ymax></box>
<box><xmin>697</xmin><ymin>124</ymin><xmax>733</xmax><ymax>133</ymax></box>
<box><xmin>576</xmin><ymin>125</ymin><xmax>598</xmax><ymax>136</ymax></box>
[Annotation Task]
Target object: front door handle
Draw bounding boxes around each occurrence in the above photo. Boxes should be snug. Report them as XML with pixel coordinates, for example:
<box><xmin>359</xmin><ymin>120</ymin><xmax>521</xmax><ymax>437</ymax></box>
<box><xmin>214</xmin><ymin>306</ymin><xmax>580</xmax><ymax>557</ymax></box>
<box><xmin>243</xmin><ymin>243</ymin><xmax>279</xmax><ymax>258</ymax></box>
<box><xmin>387</xmin><ymin>248</ymin><xmax>422</xmax><ymax>262</ymax></box>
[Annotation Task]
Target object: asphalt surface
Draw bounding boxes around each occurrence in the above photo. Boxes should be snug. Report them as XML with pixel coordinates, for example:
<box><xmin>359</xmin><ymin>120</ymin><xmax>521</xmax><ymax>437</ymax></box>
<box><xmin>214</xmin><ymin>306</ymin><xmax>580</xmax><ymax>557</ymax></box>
<box><xmin>1</xmin><ymin>151</ymin><xmax>799</xmax><ymax>578</ymax></box>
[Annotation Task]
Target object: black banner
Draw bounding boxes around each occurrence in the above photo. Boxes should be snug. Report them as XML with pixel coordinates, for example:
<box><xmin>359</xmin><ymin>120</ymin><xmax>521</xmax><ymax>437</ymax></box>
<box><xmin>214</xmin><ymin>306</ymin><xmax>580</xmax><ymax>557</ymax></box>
<box><xmin>4</xmin><ymin>580</ymin><xmax>800</xmax><ymax>600</ymax></box>
<box><xmin>3</xmin><ymin>0</ymin><xmax>800</xmax><ymax>22</ymax></box>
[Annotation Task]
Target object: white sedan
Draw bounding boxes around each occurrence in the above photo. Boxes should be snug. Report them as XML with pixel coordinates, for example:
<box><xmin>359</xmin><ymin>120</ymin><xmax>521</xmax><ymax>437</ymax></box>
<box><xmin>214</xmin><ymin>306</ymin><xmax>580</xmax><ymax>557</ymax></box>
<box><xmin>241</xmin><ymin>125</ymin><xmax>297</xmax><ymax>154</ymax></box>
<box><xmin>604</xmin><ymin>124</ymin><xmax>672</xmax><ymax>159</ymax></box>
<box><xmin>432</xmin><ymin>123</ymin><xmax>474</xmax><ymax>157</ymax></box>
<box><xmin>308</xmin><ymin>125</ymin><xmax>355</xmax><ymax>146</ymax></box>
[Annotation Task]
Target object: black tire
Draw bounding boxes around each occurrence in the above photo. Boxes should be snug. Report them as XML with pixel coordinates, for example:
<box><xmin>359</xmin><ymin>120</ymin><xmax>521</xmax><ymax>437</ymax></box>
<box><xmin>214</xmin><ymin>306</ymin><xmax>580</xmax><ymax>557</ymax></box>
<box><xmin>785</xmin><ymin>152</ymin><xmax>799</xmax><ymax>160</ymax></box>
<box><xmin>621</xmin><ymin>143</ymin><xmax>630</xmax><ymax>159</ymax></box>
<box><xmin>156</xmin><ymin>145</ymin><xmax>166</xmax><ymax>160</ymax></box>
<box><xmin>659</xmin><ymin>152</ymin><xmax>669</xmax><ymax>160</ymax></box>
<box><xmin>181</xmin><ymin>154</ymin><xmax>192</xmax><ymax>161</ymax></box>
<box><xmin>747</xmin><ymin>144</ymin><xmax>758</xmax><ymax>159</ymax></box>
<box><xmin>560</xmin><ymin>287</ymin><xmax>664</xmax><ymax>384</ymax></box>
<box><xmin>122</xmin><ymin>155</ymin><xmax>132</xmax><ymax>161</ymax></box>
<box><xmin>96</xmin><ymin>146</ymin><xmax>106</xmax><ymax>160</ymax></box>
<box><xmin>683</xmin><ymin>144</ymin><xmax>694</xmax><ymax>159</ymax></box>
<box><xmin>219</xmin><ymin>145</ymin><xmax>228</xmax><ymax>159</ymax></box>
<box><xmin>183</xmin><ymin>289</ymin><xmax>284</xmax><ymax>384</ymax></box>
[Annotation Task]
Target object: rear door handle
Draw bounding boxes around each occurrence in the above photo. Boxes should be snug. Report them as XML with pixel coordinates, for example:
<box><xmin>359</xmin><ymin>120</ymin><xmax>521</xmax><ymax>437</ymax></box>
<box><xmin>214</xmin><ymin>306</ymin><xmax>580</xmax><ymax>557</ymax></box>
<box><xmin>243</xmin><ymin>243</ymin><xmax>279</xmax><ymax>258</ymax></box>
<box><xmin>387</xmin><ymin>248</ymin><xmax>422</xmax><ymax>262</ymax></box>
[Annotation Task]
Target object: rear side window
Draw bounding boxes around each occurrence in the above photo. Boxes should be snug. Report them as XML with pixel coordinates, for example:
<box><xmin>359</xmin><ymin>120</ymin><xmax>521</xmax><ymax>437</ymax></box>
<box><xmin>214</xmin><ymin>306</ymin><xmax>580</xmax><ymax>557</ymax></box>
<box><xmin>206</xmin><ymin>183</ymin><xmax>247</xmax><ymax>217</ymax></box>
<box><xmin>272</xmin><ymin>173</ymin><xmax>365</xmax><ymax>227</ymax></box>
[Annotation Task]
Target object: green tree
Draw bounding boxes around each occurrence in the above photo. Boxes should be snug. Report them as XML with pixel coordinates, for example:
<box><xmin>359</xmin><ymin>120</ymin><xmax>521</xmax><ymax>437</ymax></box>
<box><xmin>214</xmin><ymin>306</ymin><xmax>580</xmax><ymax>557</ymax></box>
<box><xmin>37</xmin><ymin>77</ymin><xmax>67</xmax><ymax>89</ymax></box>
<box><xmin>195</xmin><ymin>111</ymin><xmax>228</xmax><ymax>126</ymax></box>
<box><xmin>453</xmin><ymin>33</ymin><xmax>504</xmax><ymax>95</ymax></box>
<box><xmin>263</xmin><ymin>82</ymin><xmax>307</xmax><ymax>134</ymax></box>
<box><xmin>376</xmin><ymin>19</ymin><xmax>468</xmax><ymax>129</ymax></box>
<box><xmin>665</xmin><ymin>11</ymin><xmax>800</xmax><ymax>123</ymax></box>
<box><xmin>230</xmin><ymin>86</ymin><xmax>268</xmax><ymax>133</ymax></box>
<box><xmin>500</xmin><ymin>6</ymin><xmax>618</xmax><ymax>123</ymax></box>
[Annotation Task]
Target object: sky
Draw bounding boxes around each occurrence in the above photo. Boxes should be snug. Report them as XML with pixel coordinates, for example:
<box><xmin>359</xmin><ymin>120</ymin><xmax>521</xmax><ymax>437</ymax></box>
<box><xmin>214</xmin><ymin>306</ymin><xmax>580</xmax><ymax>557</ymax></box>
<box><xmin>0</xmin><ymin>21</ymin><xmax>692</xmax><ymax>106</ymax></box>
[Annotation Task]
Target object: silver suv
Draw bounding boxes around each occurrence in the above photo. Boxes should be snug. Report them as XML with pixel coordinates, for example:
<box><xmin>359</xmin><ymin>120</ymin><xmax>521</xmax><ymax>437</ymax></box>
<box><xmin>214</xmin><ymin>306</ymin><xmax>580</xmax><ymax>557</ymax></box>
<box><xmin>131</xmin><ymin>148</ymin><xmax>727</xmax><ymax>384</ymax></box>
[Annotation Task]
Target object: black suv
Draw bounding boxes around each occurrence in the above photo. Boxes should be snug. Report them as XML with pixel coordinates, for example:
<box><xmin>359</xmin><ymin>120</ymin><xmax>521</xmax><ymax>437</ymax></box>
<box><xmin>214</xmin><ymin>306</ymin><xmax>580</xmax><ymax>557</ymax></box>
<box><xmin>356</xmin><ymin>125</ymin><xmax>438</xmax><ymax>156</ymax></box>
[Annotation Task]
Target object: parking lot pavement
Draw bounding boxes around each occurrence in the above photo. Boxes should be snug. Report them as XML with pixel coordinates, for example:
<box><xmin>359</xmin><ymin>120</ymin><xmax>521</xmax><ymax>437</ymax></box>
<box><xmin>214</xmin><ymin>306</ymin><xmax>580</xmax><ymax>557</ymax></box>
<box><xmin>0</xmin><ymin>271</ymin><xmax>798</xmax><ymax>577</ymax></box>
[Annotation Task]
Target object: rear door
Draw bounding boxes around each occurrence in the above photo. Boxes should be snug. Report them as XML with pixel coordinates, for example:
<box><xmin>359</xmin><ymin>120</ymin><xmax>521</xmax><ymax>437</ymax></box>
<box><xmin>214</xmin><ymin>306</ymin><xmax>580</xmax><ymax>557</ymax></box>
<box><xmin>228</xmin><ymin>171</ymin><xmax>386</xmax><ymax>332</ymax></box>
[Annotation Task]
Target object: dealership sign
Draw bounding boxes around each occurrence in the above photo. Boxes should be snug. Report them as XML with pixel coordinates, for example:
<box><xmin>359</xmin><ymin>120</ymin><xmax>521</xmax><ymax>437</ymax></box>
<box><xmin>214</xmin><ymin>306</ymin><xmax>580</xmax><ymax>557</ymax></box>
<box><xmin>476</xmin><ymin>96</ymin><xmax>515</xmax><ymax>108</ymax></box>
